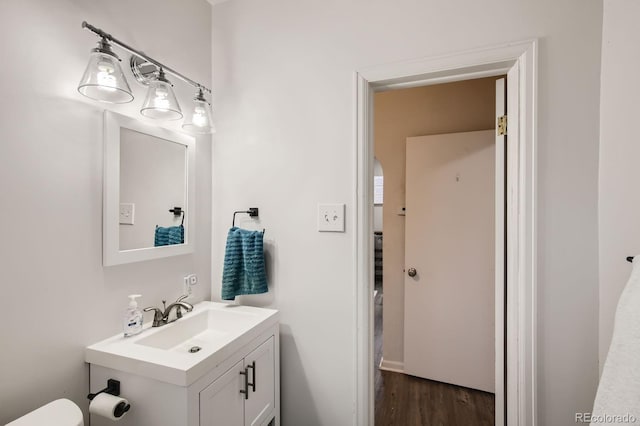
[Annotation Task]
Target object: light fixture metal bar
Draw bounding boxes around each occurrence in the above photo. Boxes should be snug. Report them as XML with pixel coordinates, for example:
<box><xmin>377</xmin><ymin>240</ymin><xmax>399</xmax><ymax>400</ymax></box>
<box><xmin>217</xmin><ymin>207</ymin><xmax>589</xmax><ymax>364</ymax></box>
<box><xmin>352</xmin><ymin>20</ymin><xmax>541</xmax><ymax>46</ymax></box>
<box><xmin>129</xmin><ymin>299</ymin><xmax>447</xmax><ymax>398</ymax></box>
<box><xmin>81</xmin><ymin>21</ymin><xmax>211</xmax><ymax>94</ymax></box>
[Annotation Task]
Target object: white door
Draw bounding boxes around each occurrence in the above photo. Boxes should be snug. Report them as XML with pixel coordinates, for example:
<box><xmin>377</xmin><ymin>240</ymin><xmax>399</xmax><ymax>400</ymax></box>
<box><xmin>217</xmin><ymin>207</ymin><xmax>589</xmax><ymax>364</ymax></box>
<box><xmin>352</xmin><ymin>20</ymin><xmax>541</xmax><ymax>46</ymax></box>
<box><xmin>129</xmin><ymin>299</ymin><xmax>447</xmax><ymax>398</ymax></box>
<box><xmin>244</xmin><ymin>337</ymin><xmax>275</xmax><ymax>426</ymax></box>
<box><xmin>403</xmin><ymin>129</ymin><xmax>496</xmax><ymax>393</ymax></box>
<box><xmin>200</xmin><ymin>360</ymin><xmax>245</xmax><ymax>426</ymax></box>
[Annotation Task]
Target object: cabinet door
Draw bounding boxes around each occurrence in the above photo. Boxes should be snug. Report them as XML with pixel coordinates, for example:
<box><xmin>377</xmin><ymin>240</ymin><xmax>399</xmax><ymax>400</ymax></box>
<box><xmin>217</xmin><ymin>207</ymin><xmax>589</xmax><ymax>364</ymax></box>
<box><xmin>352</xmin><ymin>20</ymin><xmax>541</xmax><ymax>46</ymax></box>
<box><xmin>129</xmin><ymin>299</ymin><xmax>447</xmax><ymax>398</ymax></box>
<box><xmin>244</xmin><ymin>337</ymin><xmax>275</xmax><ymax>426</ymax></box>
<box><xmin>200</xmin><ymin>359</ymin><xmax>245</xmax><ymax>426</ymax></box>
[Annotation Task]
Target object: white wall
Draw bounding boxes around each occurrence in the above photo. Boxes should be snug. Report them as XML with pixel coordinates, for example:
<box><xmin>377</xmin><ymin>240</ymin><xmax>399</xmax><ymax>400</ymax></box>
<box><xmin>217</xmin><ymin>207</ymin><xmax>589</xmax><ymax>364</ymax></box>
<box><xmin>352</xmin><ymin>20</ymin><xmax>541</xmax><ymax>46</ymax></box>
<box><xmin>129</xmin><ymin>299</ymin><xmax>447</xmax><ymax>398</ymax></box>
<box><xmin>211</xmin><ymin>1</ymin><xmax>602</xmax><ymax>425</ymax></box>
<box><xmin>0</xmin><ymin>1</ymin><xmax>212</xmax><ymax>423</ymax></box>
<box><xmin>598</xmin><ymin>0</ymin><xmax>640</xmax><ymax>370</ymax></box>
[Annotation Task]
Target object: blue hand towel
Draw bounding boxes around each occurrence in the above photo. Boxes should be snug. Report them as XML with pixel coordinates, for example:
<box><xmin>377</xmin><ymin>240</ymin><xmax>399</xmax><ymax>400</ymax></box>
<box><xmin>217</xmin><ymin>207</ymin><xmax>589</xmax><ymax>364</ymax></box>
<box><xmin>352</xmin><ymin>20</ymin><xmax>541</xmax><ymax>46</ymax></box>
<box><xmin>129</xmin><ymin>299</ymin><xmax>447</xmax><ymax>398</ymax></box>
<box><xmin>154</xmin><ymin>225</ymin><xmax>184</xmax><ymax>247</ymax></box>
<box><xmin>222</xmin><ymin>227</ymin><xmax>268</xmax><ymax>300</ymax></box>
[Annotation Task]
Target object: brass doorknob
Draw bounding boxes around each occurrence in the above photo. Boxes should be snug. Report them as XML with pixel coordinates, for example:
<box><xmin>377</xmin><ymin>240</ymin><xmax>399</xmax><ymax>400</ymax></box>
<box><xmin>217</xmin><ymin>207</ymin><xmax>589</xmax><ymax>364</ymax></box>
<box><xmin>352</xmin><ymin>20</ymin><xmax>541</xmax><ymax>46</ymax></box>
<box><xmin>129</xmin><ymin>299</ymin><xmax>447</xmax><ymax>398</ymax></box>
<box><xmin>407</xmin><ymin>268</ymin><xmax>417</xmax><ymax>277</ymax></box>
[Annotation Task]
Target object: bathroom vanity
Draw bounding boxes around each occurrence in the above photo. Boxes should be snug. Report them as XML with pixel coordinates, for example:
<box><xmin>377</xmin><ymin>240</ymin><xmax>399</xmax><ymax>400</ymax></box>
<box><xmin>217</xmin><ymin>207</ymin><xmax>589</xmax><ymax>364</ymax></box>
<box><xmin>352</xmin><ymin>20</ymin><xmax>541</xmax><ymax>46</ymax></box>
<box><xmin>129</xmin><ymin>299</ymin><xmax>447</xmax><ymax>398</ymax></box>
<box><xmin>86</xmin><ymin>302</ymin><xmax>279</xmax><ymax>426</ymax></box>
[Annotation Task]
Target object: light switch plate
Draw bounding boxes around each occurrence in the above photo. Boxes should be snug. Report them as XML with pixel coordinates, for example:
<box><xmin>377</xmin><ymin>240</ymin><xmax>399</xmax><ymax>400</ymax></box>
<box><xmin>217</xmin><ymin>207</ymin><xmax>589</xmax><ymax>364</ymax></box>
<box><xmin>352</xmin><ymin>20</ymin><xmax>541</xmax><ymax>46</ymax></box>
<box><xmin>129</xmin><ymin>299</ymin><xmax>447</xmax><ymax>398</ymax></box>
<box><xmin>318</xmin><ymin>203</ymin><xmax>345</xmax><ymax>232</ymax></box>
<box><xmin>119</xmin><ymin>203</ymin><xmax>135</xmax><ymax>225</ymax></box>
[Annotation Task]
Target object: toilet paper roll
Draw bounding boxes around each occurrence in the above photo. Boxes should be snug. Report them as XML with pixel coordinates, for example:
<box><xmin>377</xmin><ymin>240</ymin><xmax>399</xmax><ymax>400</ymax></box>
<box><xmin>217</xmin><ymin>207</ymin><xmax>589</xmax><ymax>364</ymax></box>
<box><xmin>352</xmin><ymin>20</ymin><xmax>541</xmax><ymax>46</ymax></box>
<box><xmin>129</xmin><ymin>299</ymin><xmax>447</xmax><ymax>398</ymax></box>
<box><xmin>89</xmin><ymin>393</ymin><xmax>130</xmax><ymax>421</ymax></box>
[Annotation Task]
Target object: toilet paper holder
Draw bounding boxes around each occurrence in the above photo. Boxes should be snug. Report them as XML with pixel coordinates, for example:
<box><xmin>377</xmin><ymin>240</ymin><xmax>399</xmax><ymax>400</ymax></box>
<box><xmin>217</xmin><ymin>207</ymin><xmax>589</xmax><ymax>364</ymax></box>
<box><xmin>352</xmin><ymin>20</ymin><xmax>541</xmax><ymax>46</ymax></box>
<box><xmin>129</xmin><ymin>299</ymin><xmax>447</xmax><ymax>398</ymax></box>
<box><xmin>87</xmin><ymin>379</ymin><xmax>131</xmax><ymax>416</ymax></box>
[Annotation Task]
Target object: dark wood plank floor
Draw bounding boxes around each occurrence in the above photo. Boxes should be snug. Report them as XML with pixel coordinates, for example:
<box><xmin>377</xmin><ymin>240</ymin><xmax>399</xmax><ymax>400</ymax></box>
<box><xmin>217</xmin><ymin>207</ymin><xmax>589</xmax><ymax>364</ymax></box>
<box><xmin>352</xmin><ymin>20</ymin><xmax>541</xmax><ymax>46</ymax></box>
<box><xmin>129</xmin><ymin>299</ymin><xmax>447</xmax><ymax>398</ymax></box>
<box><xmin>374</xmin><ymin>291</ymin><xmax>495</xmax><ymax>426</ymax></box>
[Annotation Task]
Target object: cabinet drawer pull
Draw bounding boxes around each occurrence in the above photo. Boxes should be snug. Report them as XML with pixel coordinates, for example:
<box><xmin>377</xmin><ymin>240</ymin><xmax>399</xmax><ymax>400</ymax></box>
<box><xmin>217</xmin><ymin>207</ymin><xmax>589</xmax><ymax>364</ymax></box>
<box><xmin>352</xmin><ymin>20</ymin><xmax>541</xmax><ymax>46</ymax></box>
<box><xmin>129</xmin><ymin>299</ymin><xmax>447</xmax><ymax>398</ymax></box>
<box><xmin>239</xmin><ymin>367</ymin><xmax>249</xmax><ymax>400</ymax></box>
<box><xmin>247</xmin><ymin>361</ymin><xmax>256</xmax><ymax>392</ymax></box>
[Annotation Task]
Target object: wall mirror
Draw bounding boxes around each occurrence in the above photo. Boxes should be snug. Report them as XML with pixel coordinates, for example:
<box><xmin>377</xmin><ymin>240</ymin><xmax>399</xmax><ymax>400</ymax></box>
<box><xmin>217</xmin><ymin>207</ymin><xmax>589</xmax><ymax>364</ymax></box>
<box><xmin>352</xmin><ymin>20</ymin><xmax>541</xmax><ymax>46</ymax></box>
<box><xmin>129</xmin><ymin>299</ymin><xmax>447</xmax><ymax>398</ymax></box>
<box><xmin>103</xmin><ymin>111</ymin><xmax>196</xmax><ymax>266</ymax></box>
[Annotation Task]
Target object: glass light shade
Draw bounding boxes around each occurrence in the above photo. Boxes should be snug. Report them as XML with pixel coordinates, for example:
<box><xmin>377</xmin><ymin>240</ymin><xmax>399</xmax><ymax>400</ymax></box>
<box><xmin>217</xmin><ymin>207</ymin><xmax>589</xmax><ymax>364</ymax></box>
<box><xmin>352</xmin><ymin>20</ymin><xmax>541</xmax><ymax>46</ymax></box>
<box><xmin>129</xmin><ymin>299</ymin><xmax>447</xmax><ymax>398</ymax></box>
<box><xmin>140</xmin><ymin>72</ymin><xmax>182</xmax><ymax>120</ymax></box>
<box><xmin>77</xmin><ymin>43</ymin><xmax>133</xmax><ymax>104</ymax></box>
<box><xmin>182</xmin><ymin>96</ymin><xmax>214</xmax><ymax>134</ymax></box>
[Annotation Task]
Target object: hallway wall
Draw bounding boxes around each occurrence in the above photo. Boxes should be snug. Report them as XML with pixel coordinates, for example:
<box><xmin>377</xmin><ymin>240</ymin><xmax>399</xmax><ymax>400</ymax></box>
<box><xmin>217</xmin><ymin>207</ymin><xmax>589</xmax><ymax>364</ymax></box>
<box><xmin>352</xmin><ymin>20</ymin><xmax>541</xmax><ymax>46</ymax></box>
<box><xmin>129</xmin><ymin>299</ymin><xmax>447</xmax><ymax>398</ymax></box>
<box><xmin>374</xmin><ymin>78</ymin><xmax>496</xmax><ymax>368</ymax></box>
<box><xmin>373</xmin><ymin>77</ymin><xmax>496</xmax><ymax>369</ymax></box>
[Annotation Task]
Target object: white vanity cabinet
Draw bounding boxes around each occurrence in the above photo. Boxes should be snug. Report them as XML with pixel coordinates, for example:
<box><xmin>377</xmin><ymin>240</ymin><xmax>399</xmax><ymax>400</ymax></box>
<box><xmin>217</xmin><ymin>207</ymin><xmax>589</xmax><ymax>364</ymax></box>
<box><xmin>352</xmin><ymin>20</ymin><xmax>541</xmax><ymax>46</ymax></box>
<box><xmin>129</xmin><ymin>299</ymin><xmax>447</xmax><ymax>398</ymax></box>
<box><xmin>86</xmin><ymin>302</ymin><xmax>279</xmax><ymax>426</ymax></box>
<box><xmin>200</xmin><ymin>336</ymin><xmax>274</xmax><ymax>426</ymax></box>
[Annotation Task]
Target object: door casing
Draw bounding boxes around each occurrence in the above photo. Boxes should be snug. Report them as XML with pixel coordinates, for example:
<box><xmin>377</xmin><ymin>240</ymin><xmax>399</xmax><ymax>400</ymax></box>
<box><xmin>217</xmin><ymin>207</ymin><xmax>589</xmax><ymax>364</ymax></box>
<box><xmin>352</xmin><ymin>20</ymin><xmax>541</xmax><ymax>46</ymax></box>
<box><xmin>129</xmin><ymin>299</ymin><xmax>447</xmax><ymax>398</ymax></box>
<box><xmin>353</xmin><ymin>40</ymin><xmax>537</xmax><ymax>426</ymax></box>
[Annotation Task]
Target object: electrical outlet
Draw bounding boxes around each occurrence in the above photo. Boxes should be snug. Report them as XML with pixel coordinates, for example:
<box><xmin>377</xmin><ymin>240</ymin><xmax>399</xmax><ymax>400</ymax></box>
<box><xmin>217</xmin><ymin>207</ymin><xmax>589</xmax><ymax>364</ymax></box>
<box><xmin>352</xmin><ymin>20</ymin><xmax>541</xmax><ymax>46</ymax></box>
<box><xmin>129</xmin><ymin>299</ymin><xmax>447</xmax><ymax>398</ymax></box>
<box><xmin>183</xmin><ymin>274</ymin><xmax>198</xmax><ymax>295</ymax></box>
<box><xmin>318</xmin><ymin>203</ymin><xmax>345</xmax><ymax>232</ymax></box>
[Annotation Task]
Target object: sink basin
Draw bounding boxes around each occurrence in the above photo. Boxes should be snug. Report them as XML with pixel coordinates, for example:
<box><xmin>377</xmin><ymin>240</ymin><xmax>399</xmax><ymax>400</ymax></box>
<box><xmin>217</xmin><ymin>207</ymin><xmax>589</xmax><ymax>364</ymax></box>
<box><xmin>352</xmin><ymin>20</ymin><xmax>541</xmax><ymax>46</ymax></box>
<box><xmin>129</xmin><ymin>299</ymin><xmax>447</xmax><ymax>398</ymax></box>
<box><xmin>135</xmin><ymin>308</ymin><xmax>259</xmax><ymax>351</ymax></box>
<box><xmin>85</xmin><ymin>301</ymin><xmax>278</xmax><ymax>386</ymax></box>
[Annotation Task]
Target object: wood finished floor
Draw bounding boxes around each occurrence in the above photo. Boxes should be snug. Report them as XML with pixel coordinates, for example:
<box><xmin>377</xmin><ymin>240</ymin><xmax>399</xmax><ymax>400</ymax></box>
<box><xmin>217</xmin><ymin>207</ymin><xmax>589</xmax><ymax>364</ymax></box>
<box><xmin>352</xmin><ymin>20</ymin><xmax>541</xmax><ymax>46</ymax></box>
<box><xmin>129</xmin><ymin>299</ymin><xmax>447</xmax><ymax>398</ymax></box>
<box><xmin>374</xmin><ymin>290</ymin><xmax>495</xmax><ymax>426</ymax></box>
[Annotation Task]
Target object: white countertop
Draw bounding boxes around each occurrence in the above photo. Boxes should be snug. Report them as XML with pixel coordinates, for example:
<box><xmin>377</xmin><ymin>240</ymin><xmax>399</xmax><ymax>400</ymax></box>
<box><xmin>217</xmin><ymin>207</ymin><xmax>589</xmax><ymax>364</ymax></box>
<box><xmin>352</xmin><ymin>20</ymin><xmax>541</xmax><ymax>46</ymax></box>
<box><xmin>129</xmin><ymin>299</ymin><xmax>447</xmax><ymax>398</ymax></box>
<box><xmin>85</xmin><ymin>301</ymin><xmax>279</xmax><ymax>386</ymax></box>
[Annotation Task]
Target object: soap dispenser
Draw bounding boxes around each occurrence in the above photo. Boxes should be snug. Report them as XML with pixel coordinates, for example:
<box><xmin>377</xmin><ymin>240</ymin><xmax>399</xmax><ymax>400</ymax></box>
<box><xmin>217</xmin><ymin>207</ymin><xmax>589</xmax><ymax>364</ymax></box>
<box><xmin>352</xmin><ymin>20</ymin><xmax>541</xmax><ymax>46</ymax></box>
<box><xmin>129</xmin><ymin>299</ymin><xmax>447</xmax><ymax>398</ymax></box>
<box><xmin>123</xmin><ymin>294</ymin><xmax>143</xmax><ymax>337</ymax></box>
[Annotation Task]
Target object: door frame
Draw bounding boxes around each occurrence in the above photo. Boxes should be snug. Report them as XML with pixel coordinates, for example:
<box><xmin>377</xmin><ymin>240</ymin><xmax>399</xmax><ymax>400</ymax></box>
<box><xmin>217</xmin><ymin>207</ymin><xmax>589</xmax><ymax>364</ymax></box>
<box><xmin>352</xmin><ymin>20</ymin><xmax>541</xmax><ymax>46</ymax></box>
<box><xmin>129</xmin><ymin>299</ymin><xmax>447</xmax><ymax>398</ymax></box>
<box><xmin>353</xmin><ymin>40</ymin><xmax>537</xmax><ymax>426</ymax></box>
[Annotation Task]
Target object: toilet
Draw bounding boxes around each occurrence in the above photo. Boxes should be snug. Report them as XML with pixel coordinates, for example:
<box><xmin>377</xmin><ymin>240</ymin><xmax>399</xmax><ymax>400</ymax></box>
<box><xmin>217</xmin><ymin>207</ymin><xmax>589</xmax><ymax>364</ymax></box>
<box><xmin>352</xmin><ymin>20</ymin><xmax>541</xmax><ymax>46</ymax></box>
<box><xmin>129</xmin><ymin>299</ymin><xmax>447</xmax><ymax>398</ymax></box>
<box><xmin>6</xmin><ymin>399</ymin><xmax>83</xmax><ymax>426</ymax></box>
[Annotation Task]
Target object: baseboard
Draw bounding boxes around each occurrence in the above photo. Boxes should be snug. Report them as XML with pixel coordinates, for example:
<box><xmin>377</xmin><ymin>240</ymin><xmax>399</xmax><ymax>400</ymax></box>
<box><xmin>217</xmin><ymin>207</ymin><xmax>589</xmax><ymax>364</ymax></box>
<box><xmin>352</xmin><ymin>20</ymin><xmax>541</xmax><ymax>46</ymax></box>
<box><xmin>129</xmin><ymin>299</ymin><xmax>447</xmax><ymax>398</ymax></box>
<box><xmin>378</xmin><ymin>358</ymin><xmax>404</xmax><ymax>373</ymax></box>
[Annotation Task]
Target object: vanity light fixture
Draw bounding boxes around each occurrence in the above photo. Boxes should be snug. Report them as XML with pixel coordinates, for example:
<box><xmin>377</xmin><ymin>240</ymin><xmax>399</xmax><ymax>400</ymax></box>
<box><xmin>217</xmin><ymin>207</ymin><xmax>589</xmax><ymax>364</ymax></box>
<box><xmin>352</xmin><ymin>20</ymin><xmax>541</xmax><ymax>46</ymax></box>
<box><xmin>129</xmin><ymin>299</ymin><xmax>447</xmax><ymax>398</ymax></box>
<box><xmin>182</xmin><ymin>88</ymin><xmax>214</xmax><ymax>134</ymax></box>
<box><xmin>77</xmin><ymin>21</ymin><xmax>213</xmax><ymax>133</ymax></box>
<box><xmin>140</xmin><ymin>68</ymin><xmax>182</xmax><ymax>120</ymax></box>
<box><xmin>77</xmin><ymin>38</ymin><xmax>133</xmax><ymax>103</ymax></box>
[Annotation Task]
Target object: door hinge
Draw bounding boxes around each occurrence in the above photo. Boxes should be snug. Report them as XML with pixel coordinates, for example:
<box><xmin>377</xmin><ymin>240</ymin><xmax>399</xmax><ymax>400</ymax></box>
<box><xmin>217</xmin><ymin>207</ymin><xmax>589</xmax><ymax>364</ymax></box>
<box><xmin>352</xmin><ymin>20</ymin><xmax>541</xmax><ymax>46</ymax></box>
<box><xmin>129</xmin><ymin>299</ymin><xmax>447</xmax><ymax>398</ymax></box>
<box><xmin>497</xmin><ymin>115</ymin><xmax>507</xmax><ymax>136</ymax></box>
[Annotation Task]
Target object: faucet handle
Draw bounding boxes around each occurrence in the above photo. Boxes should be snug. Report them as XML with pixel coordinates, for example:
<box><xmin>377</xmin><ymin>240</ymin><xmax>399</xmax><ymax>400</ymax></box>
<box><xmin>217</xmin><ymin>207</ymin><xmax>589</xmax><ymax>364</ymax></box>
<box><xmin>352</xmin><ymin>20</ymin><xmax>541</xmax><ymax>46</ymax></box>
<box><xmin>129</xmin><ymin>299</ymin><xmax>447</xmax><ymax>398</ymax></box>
<box><xmin>143</xmin><ymin>307</ymin><xmax>164</xmax><ymax>326</ymax></box>
<box><xmin>143</xmin><ymin>306</ymin><xmax>162</xmax><ymax>316</ymax></box>
<box><xmin>176</xmin><ymin>294</ymin><xmax>194</xmax><ymax>312</ymax></box>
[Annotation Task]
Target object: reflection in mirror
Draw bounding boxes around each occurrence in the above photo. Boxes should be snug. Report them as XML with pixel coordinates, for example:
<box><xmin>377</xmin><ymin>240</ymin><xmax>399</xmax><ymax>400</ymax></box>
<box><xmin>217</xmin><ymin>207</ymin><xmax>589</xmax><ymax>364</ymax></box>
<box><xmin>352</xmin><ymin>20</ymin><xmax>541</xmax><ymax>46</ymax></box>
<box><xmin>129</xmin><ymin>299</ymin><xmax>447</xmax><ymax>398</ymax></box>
<box><xmin>119</xmin><ymin>128</ymin><xmax>187</xmax><ymax>250</ymax></box>
<box><xmin>103</xmin><ymin>111</ymin><xmax>195</xmax><ymax>266</ymax></box>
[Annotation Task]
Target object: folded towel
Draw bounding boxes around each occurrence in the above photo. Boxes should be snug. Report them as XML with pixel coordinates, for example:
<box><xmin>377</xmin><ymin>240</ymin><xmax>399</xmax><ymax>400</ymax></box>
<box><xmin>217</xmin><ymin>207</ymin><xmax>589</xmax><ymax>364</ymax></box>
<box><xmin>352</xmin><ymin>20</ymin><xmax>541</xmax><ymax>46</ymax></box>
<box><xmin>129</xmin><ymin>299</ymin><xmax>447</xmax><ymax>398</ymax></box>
<box><xmin>154</xmin><ymin>225</ymin><xmax>184</xmax><ymax>247</ymax></box>
<box><xmin>222</xmin><ymin>227</ymin><xmax>268</xmax><ymax>300</ymax></box>
<box><xmin>591</xmin><ymin>256</ymin><xmax>640</xmax><ymax>425</ymax></box>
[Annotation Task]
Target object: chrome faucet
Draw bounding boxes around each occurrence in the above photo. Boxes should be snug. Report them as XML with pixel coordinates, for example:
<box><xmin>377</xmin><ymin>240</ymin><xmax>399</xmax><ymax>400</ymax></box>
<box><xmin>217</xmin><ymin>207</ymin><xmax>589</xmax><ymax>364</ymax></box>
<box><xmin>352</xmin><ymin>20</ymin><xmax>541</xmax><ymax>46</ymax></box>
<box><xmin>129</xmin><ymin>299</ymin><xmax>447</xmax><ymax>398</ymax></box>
<box><xmin>144</xmin><ymin>295</ymin><xmax>194</xmax><ymax>327</ymax></box>
<box><xmin>164</xmin><ymin>295</ymin><xmax>194</xmax><ymax>321</ymax></box>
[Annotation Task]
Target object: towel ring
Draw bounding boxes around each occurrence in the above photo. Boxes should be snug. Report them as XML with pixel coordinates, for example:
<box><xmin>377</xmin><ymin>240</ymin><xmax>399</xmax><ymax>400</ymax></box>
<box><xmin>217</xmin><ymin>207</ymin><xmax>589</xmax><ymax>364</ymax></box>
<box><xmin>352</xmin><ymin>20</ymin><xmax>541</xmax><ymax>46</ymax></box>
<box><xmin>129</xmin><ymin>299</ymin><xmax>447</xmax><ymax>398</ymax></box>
<box><xmin>232</xmin><ymin>208</ymin><xmax>259</xmax><ymax>227</ymax></box>
<box><xmin>169</xmin><ymin>207</ymin><xmax>185</xmax><ymax>226</ymax></box>
<box><xmin>232</xmin><ymin>208</ymin><xmax>265</xmax><ymax>234</ymax></box>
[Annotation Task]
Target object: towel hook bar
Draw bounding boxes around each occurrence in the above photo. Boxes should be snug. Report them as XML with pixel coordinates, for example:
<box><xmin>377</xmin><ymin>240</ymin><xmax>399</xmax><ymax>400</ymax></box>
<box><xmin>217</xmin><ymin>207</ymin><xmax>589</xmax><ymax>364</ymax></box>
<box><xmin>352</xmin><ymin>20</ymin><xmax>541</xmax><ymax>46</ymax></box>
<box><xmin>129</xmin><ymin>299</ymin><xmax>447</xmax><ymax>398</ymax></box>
<box><xmin>232</xmin><ymin>208</ymin><xmax>259</xmax><ymax>227</ymax></box>
<box><xmin>628</xmin><ymin>256</ymin><xmax>635</xmax><ymax>263</ymax></box>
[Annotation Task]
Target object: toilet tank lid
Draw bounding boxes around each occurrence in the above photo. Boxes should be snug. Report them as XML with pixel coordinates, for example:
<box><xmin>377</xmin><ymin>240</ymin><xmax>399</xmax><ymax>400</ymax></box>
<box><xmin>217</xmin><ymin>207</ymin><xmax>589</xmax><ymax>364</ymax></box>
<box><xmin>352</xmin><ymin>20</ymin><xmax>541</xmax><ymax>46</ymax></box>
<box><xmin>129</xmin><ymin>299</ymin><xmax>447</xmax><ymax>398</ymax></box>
<box><xmin>7</xmin><ymin>398</ymin><xmax>83</xmax><ymax>426</ymax></box>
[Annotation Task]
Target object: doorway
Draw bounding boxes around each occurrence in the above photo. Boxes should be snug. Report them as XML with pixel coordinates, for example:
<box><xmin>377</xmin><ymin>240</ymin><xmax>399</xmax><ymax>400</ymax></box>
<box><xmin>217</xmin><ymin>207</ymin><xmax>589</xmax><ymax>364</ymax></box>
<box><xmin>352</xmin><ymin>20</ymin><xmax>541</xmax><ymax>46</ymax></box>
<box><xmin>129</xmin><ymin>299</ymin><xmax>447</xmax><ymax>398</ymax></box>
<box><xmin>354</xmin><ymin>40</ymin><xmax>537</xmax><ymax>426</ymax></box>
<box><xmin>373</xmin><ymin>78</ymin><xmax>500</xmax><ymax>425</ymax></box>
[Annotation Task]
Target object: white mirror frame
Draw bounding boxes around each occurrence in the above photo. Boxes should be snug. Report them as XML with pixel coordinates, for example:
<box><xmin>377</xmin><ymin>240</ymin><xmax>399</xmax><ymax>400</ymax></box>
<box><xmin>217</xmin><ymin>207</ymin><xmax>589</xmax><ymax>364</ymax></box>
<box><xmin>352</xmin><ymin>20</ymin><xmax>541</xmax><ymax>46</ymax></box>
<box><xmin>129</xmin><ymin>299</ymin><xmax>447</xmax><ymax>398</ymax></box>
<box><xmin>103</xmin><ymin>111</ymin><xmax>196</xmax><ymax>266</ymax></box>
